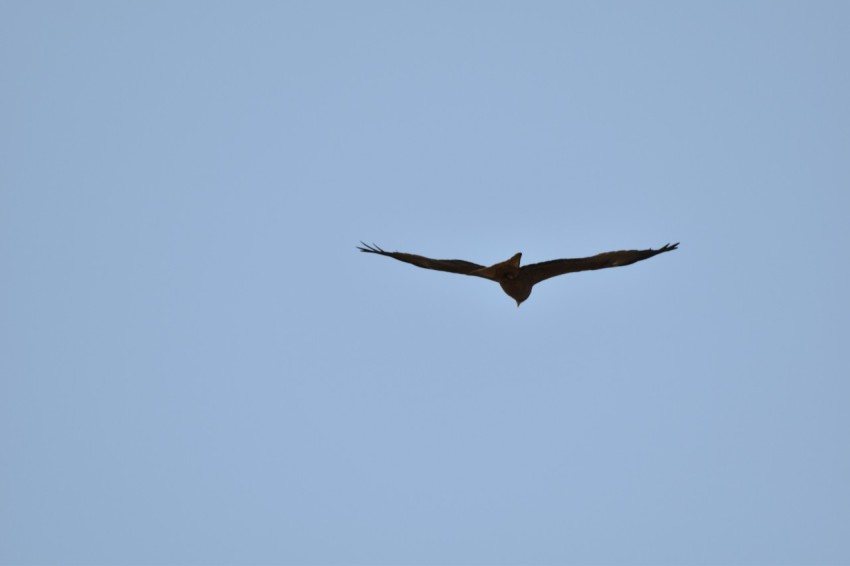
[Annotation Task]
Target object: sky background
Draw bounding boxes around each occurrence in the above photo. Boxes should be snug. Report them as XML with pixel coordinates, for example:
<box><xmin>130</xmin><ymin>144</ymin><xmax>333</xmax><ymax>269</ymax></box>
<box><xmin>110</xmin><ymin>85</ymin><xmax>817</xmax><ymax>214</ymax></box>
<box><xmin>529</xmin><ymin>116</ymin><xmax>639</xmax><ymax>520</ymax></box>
<box><xmin>2</xmin><ymin>2</ymin><xmax>849</xmax><ymax>564</ymax></box>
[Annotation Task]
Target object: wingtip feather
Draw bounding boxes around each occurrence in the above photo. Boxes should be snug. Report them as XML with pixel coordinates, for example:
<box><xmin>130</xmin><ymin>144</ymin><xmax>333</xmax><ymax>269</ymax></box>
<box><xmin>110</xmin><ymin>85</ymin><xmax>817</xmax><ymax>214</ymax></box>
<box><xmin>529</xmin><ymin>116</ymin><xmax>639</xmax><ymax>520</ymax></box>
<box><xmin>357</xmin><ymin>242</ymin><xmax>386</xmax><ymax>254</ymax></box>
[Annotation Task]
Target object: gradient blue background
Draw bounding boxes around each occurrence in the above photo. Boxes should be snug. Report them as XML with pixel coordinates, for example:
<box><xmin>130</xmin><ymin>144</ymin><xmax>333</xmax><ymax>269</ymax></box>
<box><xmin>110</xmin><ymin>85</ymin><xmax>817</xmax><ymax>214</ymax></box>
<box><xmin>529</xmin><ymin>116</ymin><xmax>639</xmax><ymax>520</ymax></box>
<box><xmin>2</xmin><ymin>2</ymin><xmax>849</xmax><ymax>564</ymax></box>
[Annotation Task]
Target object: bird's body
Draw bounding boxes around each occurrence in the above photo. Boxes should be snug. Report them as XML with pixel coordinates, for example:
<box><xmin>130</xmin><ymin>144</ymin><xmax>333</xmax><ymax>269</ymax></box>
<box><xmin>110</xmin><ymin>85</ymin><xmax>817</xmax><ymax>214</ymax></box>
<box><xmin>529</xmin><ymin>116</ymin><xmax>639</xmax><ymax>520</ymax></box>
<box><xmin>358</xmin><ymin>242</ymin><xmax>678</xmax><ymax>306</ymax></box>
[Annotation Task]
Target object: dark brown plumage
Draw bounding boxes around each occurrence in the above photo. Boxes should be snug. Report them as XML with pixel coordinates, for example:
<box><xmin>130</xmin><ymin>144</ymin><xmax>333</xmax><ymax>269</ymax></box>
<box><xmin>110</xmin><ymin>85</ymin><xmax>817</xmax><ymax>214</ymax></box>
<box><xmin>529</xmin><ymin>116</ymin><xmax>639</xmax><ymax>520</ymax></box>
<box><xmin>358</xmin><ymin>242</ymin><xmax>679</xmax><ymax>306</ymax></box>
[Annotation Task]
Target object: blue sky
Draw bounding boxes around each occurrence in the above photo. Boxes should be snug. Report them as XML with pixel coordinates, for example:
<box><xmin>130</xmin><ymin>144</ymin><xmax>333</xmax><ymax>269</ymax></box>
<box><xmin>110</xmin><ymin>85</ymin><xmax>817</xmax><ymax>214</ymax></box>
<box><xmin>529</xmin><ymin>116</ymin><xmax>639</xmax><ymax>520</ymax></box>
<box><xmin>2</xmin><ymin>2</ymin><xmax>849</xmax><ymax>564</ymax></box>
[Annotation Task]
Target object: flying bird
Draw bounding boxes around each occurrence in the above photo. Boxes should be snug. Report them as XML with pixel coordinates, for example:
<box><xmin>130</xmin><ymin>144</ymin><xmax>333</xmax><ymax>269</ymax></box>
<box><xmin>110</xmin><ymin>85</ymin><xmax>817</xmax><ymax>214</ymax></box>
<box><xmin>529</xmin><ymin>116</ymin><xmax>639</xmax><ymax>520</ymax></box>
<box><xmin>358</xmin><ymin>242</ymin><xmax>678</xmax><ymax>306</ymax></box>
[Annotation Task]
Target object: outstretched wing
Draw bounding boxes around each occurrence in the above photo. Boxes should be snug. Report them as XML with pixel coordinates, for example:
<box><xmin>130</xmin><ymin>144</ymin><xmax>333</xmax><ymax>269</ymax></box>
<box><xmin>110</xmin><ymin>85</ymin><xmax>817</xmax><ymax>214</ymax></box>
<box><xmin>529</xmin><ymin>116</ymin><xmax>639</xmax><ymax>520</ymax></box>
<box><xmin>520</xmin><ymin>243</ymin><xmax>679</xmax><ymax>285</ymax></box>
<box><xmin>358</xmin><ymin>242</ymin><xmax>489</xmax><ymax>278</ymax></box>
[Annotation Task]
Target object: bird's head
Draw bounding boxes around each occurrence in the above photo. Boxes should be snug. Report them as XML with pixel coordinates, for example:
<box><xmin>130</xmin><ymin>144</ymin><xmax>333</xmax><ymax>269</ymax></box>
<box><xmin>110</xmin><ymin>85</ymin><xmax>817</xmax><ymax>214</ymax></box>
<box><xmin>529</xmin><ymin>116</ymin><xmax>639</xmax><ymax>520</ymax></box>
<box><xmin>503</xmin><ymin>282</ymin><xmax>532</xmax><ymax>307</ymax></box>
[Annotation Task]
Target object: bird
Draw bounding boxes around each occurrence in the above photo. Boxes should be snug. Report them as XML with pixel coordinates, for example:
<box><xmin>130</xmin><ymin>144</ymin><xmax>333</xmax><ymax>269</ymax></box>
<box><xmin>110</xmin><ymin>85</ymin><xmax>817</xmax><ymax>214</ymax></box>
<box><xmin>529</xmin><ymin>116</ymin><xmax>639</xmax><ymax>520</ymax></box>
<box><xmin>358</xmin><ymin>241</ymin><xmax>678</xmax><ymax>306</ymax></box>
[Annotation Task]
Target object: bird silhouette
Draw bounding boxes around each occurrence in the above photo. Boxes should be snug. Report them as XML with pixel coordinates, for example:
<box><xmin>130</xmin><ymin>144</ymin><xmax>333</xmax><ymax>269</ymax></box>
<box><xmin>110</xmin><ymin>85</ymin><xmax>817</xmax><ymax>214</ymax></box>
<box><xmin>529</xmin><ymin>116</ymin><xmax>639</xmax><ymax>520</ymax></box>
<box><xmin>358</xmin><ymin>242</ymin><xmax>678</xmax><ymax>306</ymax></box>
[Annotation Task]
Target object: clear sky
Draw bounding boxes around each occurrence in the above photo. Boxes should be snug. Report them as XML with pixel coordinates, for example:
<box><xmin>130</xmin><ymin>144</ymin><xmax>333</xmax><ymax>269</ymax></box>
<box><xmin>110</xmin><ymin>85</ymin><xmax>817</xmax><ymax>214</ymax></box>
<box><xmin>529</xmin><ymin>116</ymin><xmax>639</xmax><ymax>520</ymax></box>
<box><xmin>2</xmin><ymin>2</ymin><xmax>849</xmax><ymax>565</ymax></box>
